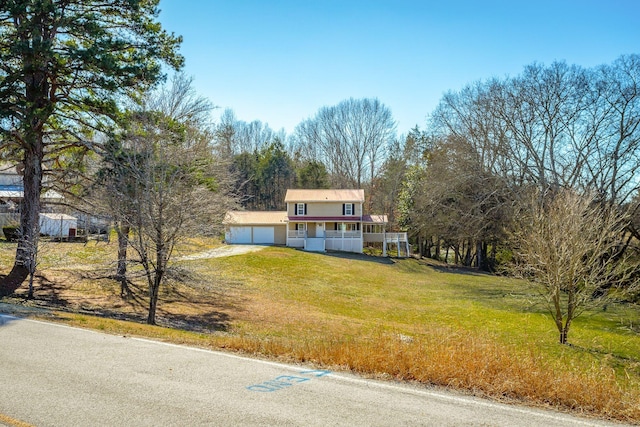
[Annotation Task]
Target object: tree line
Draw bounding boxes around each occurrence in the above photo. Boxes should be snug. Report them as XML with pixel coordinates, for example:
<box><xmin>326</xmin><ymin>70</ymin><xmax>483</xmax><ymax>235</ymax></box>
<box><xmin>397</xmin><ymin>56</ymin><xmax>640</xmax><ymax>343</ymax></box>
<box><xmin>398</xmin><ymin>56</ymin><xmax>640</xmax><ymax>268</ymax></box>
<box><xmin>212</xmin><ymin>97</ymin><xmax>397</xmax><ymax>211</ymax></box>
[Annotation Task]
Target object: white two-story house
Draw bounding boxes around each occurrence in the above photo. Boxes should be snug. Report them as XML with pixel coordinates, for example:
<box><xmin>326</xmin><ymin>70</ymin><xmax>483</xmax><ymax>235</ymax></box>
<box><xmin>224</xmin><ymin>189</ymin><xmax>408</xmax><ymax>256</ymax></box>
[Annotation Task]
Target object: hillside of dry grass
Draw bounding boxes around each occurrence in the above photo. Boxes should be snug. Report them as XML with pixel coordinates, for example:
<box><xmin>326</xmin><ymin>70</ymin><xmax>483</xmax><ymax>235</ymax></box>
<box><xmin>1</xmin><ymin>239</ymin><xmax>639</xmax><ymax>424</ymax></box>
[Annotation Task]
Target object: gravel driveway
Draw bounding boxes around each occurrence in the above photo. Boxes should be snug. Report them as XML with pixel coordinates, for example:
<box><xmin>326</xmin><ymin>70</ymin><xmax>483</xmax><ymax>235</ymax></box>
<box><xmin>179</xmin><ymin>244</ymin><xmax>265</xmax><ymax>260</ymax></box>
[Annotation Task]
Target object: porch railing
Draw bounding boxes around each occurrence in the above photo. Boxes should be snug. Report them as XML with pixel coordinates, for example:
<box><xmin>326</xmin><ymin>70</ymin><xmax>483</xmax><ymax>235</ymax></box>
<box><xmin>325</xmin><ymin>230</ymin><xmax>360</xmax><ymax>239</ymax></box>
<box><xmin>384</xmin><ymin>232</ymin><xmax>408</xmax><ymax>242</ymax></box>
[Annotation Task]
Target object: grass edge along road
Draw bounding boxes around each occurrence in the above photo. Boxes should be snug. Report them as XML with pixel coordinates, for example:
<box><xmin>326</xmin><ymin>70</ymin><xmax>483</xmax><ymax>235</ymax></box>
<box><xmin>1</xmin><ymin>242</ymin><xmax>639</xmax><ymax>424</ymax></box>
<box><xmin>0</xmin><ymin>411</ymin><xmax>35</xmax><ymax>427</ymax></box>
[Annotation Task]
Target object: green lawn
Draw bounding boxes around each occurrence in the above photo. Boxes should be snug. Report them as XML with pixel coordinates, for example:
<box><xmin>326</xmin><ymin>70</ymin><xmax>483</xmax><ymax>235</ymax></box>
<box><xmin>1</xmin><ymin>242</ymin><xmax>639</xmax><ymax>422</ymax></box>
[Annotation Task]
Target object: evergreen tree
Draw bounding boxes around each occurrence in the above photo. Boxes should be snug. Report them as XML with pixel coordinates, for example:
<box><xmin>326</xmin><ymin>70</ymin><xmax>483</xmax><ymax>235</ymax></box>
<box><xmin>0</xmin><ymin>0</ymin><xmax>182</xmax><ymax>292</ymax></box>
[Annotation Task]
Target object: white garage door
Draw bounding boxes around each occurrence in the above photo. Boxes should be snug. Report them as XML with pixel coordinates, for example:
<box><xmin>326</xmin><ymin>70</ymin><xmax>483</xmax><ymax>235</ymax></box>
<box><xmin>252</xmin><ymin>226</ymin><xmax>274</xmax><ymax>244</ymax></box>
<box><xmin>228</xmin><ymin>226</ymin><xmax>252</xmax><ymax>244</ymax></box>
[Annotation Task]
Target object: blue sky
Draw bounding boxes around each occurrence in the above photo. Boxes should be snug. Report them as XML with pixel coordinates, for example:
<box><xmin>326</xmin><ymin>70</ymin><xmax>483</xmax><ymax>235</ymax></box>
<box><xmin>157</xmin><ymin>0</ymin><xmax>640</xmax><ymax>135</ymax></box>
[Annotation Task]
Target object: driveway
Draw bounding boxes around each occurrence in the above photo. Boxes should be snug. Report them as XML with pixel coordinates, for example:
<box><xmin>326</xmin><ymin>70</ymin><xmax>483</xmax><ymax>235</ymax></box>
<box><xmin>179</xmin><ymin>244</ymin><xmax>265</xmax><ymax>261</ymax></box>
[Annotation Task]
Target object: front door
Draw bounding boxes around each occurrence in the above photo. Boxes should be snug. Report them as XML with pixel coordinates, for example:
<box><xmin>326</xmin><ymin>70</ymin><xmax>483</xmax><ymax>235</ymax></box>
<box><xmin>316</xmin><ymin>222</ymin><xmax>325</xmax><ymax>238</ymax></box>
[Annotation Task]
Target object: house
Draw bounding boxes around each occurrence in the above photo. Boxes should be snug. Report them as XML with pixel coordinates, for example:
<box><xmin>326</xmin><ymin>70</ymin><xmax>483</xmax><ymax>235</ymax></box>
<box><xmin>0</xmin><ymin>164</ymin><xmax>64</xmax><ymax>205</ymax></box>
<box><xmin>224</xmin><ymin>189</ymin><xmax>410</xmax><ymax>256</ymax></box>
<box><xmin>1</xmin><ymin>165</ymin><xmax>64</xmax><ymax>229</ymax></box>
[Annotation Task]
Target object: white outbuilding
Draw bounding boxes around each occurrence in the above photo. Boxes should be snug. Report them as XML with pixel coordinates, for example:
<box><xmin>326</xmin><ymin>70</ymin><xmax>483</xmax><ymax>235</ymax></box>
<box><xmin>39</xmin><ymin>213</ymin><xmax>78</xmax><ymax>237</ymax></box>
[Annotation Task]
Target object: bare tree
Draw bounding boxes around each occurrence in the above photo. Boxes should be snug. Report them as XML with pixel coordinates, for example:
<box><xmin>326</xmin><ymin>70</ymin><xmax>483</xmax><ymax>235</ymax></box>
<box><xmin>426</xmin><ymin>56</ymin><xmax>640</xmax><ymax>267</ymax></box>
<box><xmin>509</xmin><ymin>189</ymin><xmax>637</xmax><ymax>344</ymax></box>
<box><xmin>294</xmin><ymin>98</ymin><xmax>396</xmax><ymax>188</ymax></box>
<box><xmin>100</xmin><ymin>76</ymin><xmax>236</xmax><ymax>324</ymax></box>
<box><xmin>589</xmin><ymin>55</ymin><xmax>640</xmax><ymax>206</ymax></box>
<box><xmin>214</xmin><ymin>109</ymin><xmax>285</xmax><ymax>155</ymax></box>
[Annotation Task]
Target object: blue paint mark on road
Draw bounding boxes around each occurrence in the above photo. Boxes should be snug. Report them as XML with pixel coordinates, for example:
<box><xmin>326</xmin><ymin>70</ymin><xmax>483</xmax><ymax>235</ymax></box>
<box><xmin>298</xmin><ymin>369</ymin><xmax>331</xmax><ymax>377</ymax></box>
<box><xmin>247</xmin><ymin>370</ymin><xmax>331</xmax><ymax>392</ymax></box>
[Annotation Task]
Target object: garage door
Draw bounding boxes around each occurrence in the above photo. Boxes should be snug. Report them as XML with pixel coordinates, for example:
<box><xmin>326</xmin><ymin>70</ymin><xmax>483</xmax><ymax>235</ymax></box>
<box><xmin>252</xmin><ymin>226</ymin><xmax>274</xmax><ymax>244</ymax></box>
<box><xmin>228</xmin><ymin>226</ymin><xmax>252</xmax><ymax>244</ymax></box>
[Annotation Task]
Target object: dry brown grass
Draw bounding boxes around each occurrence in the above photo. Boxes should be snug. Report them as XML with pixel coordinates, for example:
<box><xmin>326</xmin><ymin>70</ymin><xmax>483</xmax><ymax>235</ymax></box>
<box><xmin>207</xmin><ymin>329</ymin><xmax>639</xmax><ymax>422</ymax></box>
<box><xmin>1</xmin><ymin>241</ymin><xmax>639</xmax><ymax>423</ymax></box>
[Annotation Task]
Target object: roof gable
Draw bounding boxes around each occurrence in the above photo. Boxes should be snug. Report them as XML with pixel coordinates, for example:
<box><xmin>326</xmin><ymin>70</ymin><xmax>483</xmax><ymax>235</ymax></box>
<box><xmin>284</xmin><ymin>189</ymin><xmax>365</xmax><ymax>203</ymax></box>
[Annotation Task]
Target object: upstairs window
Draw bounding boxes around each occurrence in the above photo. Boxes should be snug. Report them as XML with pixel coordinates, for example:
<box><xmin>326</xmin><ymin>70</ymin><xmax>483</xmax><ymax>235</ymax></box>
<box><xmin>343</xmin><ymin>203</ymin><xmax>354</xmax><ymax>216</ymax></box>
<box><xmin>296</xmin><ymin>203</ymin><xmax>306</xmax><ymax>216</ymax></box>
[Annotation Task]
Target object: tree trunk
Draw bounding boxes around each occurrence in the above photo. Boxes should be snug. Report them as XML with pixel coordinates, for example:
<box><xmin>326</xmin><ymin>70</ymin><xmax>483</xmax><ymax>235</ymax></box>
<box><xmin>464</xmin><ymin>240</ymin><xmax>472</xmax><ymax>266</ymax></box>
<box><xmin>559</xmin><ymin>327</ymin><xmax>569</xmax><ymax>345</ymax></box>
<box><xmin>147</xmin><ymin>259</ymin><xmax>165</xmax><ymax>325</ymax></box>
<box><xmin>1</xmin><ymin>149</ymin><xmax>43</xmax><ymax>295</ymax></box>
<box><xmin>489</xmin><ymin>241</ymin><xmax>497</xmax><ymax>271</ymax></box>
<box><xmin>116</xmin><ymin>224</ymin><xmax>131</xmax><ymax>298</ymax></box>
<box><xmin>476</xmin><ymin>241</ymin><xmax>483</xmax><ymax>269</ymax></box>
<box><xmin>147</xmin><ymin>280</ymin><xmax>159</xmax><ymax>325</ymax></box>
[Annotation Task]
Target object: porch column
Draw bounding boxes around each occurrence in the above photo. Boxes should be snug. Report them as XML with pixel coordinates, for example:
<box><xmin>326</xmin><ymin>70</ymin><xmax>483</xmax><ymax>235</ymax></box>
<box><xmin>383</xmin><ymin>229</ymin><xmax>387</xmax><ymax>257</ymax></box>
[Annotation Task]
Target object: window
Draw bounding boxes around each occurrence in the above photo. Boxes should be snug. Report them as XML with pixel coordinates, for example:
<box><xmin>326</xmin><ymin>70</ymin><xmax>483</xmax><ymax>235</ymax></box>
<box><xmin>336</xmin><ymin>223</ymin><xmax>359</xmax><ymax>231</ymax></box>
<box><xmin>364</xmin><ymin>224</ymin><xmax>383</xmax><ymax>233</ymax></box>
<box><xmin>343</xmin><ymin>203</ymin><xmax>355</xmax><ymax>216</ymax></box>
<box><xmin>296</xmin><ymin>223</ymin><xmax>305</xmax><ymax>231</ymax></box>
<box><xmin>296</xmin><ymin>203</ymin><xmax>306</xmax><ymax>215</ymax></box>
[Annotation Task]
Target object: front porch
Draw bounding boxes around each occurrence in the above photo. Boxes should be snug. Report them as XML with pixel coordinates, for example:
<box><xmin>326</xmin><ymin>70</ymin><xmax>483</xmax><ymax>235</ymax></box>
<box><xmin>287</xmin><ymin>228</ymin><xmax>363</xmax><ymax>253</ymax></box>
<box><xmin>286</xmin><ymin>222</ymin><xmax>409</xmax><ymax>257</ymax></box>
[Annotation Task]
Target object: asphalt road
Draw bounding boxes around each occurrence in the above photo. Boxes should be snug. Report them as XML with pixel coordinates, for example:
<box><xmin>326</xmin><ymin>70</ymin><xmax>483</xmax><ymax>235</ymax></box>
<box><xmin>0</xmin><ymin>313</ymin><xmax>626</xmax><ymax>427</ymax></box>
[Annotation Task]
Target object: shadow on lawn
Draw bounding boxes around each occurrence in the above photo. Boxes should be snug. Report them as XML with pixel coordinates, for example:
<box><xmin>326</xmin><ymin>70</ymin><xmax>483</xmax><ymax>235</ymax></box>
<box><xmin>427</xmin><ymin>262</ymin><xmax>489</xmax><ymax>276</ymax></box>
<box><xmin>10</xmin><ymin>274</ymin><xmax>73</xmax><ymax>308</ymax></box>
<box><xmin>157</xmin><ymin>309</ymin><xmax>230</xmax><ymax>333</ymax></box>
<box><xmin>322</xmin><ymin>250</ymin><xmax>396</xmax><ymax>265</ymax></box>
<box><xmin>2</xmin><ymin>269</ymin><xmax>235</xmax><ymax>333</ymax></box>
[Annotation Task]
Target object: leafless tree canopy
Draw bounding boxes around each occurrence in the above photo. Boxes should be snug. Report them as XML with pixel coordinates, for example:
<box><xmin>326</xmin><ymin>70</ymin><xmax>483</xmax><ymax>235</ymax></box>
<box><xmin>430</xmin><ymin>55</ymin><xmax>640</xmax><ymax>206</ymax></box>
<box><xmin>215</xmin><ymin>108</ymin><xmax>286</xmax><ymax>156</ymax></box>
<box><xmin>508</xmin><ymin>189</ymin><xmax>638</xmax><ymax>344</ymax></box>
<box><xmin>98</xmin><ymin>74</ymin><xmax>237</xmax><ymax>324</ymax></box>
<box><xmin>294</xmin><ymin>98</ymin><xmax>396</xmax><ymax>188</ymax></box>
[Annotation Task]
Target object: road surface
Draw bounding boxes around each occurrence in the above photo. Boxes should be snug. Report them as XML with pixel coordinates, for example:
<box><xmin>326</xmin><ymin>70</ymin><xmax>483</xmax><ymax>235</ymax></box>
<box><xmin>0</xmin><ymin>313</ymin><xmax>626</xmax><ymax>426</ymax></box>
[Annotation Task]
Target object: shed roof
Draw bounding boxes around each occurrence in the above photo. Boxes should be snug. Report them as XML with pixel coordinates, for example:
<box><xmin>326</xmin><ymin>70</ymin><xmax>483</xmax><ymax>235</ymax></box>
<box><xmin>223</xmin><ymin>211</ymin><xmax>288</xmax><ymax>225</ymax></box>
<box><xmin>284</xmin><ymin>189</ymin><xmax>365</xmax><ymax>203</ymax></box>
<box><xmin>41</xmin><ymin>213</ymin><xmax>77</xmax><ymax>221</ymax></box>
